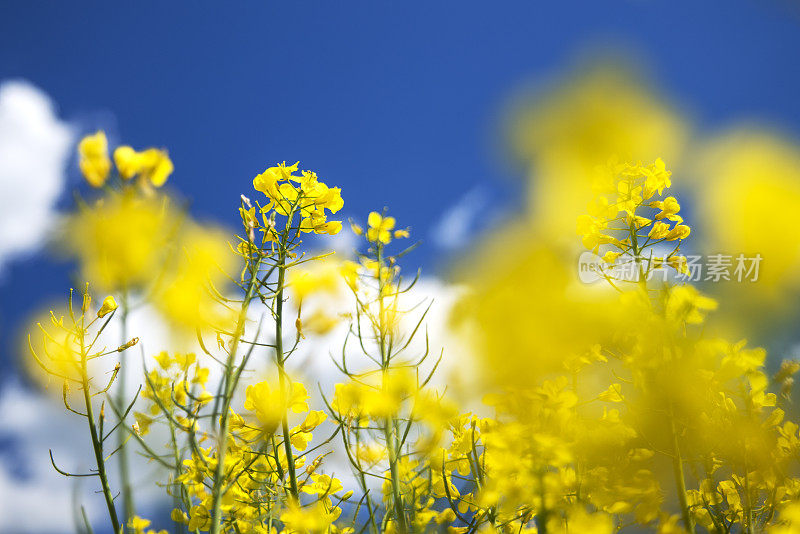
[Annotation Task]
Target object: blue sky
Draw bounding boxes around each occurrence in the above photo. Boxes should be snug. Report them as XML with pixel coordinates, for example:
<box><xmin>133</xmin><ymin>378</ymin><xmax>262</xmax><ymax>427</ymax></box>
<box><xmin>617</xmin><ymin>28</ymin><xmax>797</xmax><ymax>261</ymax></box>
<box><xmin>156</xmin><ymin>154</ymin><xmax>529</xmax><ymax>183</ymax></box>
<box><xmin>1</xmin><ymin>1</ymin><xmax>800</xmax><ymax>375</ymax></box>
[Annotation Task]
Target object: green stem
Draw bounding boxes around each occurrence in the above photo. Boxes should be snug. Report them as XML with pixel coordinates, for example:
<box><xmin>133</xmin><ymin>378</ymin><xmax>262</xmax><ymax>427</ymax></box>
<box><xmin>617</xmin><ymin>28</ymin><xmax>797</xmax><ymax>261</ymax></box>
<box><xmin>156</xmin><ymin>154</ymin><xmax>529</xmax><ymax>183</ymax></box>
<box><xmin>670</xmin><ymin>413</ymin><xmax>695</xmax><ymax>534</ymax></box>
<box><xmin>117</xmin><ymin>289</ymin><xmax>135</xmax><ymax>523</ymax></box>
<box><xmin>80</xmin><ymin>323</ymin><xmax>121</xmax><ymax>534</ymax></box>
<box><xmin>374</xmin><ymin>244</ymin><xmax>407</xmax><ymax>532</ymax></box>
<box><xmin>209</xmin><ymin>256</ymin><xmax>261</xmax><ymax>534</ymax></box>
<box><xmin>537</xmin><ymin>471</ymin><xmax>549</xmax><ymax>534</ymax></box>
<box><xmin>275</xmin><ymin>250</ymin><xmax>299</xmax><ymax>499</ymax></box>
<box><xmin>169</xmin><ymin>420</ymin><xmax>190</xmax><ymax>534</ymax></box>
<box><xmin>383</xmin><ymin>421</ymin><xmax>407</xmax><ymax>533</ymax></box>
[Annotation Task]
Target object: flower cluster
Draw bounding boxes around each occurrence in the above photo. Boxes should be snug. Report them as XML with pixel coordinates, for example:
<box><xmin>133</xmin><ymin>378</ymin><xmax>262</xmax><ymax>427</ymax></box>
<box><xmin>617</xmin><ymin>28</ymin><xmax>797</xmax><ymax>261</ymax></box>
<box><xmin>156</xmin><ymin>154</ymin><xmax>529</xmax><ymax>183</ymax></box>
<box><xmin>250</xmin><ymin>161</ymin><xmax>343</xmax><ymax>239</ymax></box>
<box><xmin>31</xmin><ymin>132</ymin><xmax>800</xmax><ymax>534</ymax></box>
<box><xmin>577</xmin><ymin>158</ymin><xmax>690</xmax><ymax>279</ymax></box>
<box><xmin>78</xmin><ymin>130</ymin><xmax>173</xmax><ymax>189</ymax></box>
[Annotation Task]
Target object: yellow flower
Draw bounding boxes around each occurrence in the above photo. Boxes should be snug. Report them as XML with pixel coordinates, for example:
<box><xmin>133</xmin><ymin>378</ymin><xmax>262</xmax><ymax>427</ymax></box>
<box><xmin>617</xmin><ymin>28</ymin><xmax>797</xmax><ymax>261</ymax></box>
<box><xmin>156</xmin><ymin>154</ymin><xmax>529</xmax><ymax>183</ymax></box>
<box><xmin>315</xmin><ymin>219</ymin><xmax>342</xmax><ymax>235</ymax></box>
<box><xmin>112</xmin><ymin>145</ymin><xmax>140</xmax><ymax>179</ymax></box>
<box><xmin>300</xmin><ymin>410</ymin><xmax>327</xmax><ymax>431</ymax></box>
<box><xmin>300</xmin><ymin>473</ymin><xmax>344</xmax><ymax>497</ymax></box>
<box><xmin>598</xmin><ymin>383</ymin><xmax>624</xmax><ymax>402</ymax></box>
<box><xmin>350</xmin><ymin>222</ymin><xmax>364</xmax><ymax>235</ymax></box>
<box><xmin>288</xmin><ymin>259</ymin><xmax>344</xmax><ymax>302</ymax></box>
<box><xmin>648</xmin><ymin>221</ymin><xmax>670</xmax><ymax>240</ymax></box>
<box><xmin>654</xmin><ymin>196</ymin><xmax>681</xmax><ymax>220</ymax></box>
<box><xmin>188</xmin><ymin>505</ymin><xmax>211</xmax><ymax>532</ymax></box>
<box><xmin>642</xmin><ymin>157</ymin><xmax>672</xmax><ymax>197</ymax></box>
<box><xmin>153</xmin><ymin>223</ymin><xmax>236</xmax><ymax>332</ymax></box>
<box><xmin>340</xmin><ymin>260</ymin><xmax>360</xmax><ymax>291</ymax></box>
<box><xmin>243</xmin><ymin>380</ymin><xmax>309</xmax><ymax>434</ymax></box>
<box><xmin>252</xmin><ymin>161</ymin><xmax>343</xmax><ymax>237</ymax></box>
<box><xmin>113</xmin><ymin>146</ymin><xmax>173</xmax><ymax>187</ymax></box>
<box><xmin>170</xmin><ymin>509</ymin><xmax>188</xmax><ymax>524</ymax></box>
<box><xmin>24</xmin><ymin>299</ymin><xmax>106</xmax><ymax>392</ymax></box>
<box><xmin>253</xmin><ymin>161</ymin><xmax>298</xmax><ymax>199</ymax></box>
<box><xmin>274</xmin><ymin>182</ymin><xmax>300</xmax><ymax>216</ymax></box>
<box><xmin>367</xmin><ymin>211</ymin><xmax>395</xmax><ymax>244</ymax></box>
<box><xmin>97</xmin><ymin>295</ymin><xmax>118</xmax><ymax>318</ymax></box>
<box><xmin>62</xmin><ymin>191</ymin><xmax>179</xmax><ymax>291</ymax></box>
<box><xmin>127</xmin><ymin>516</ymin><xmax>151</xmax><ymax>534</ymax></box>
<box><xmin>510</xmin><ymin>64</ymin><xmax>687</xmax><ymax>235</ymax></box>
<box><xmin>78</xmin><ymin>131</ymin><xmax>111</xmax><ymax>187</ymax></box>
<box><xmin>665</xmin><ymin>285</ymin><xmax>718</xmax><ymax>325</ymax></box>
<box><xmin>667</xmin><ymin>254</ymin><xmax>689</xmax><ymax>275</ymax></box>
<box><xmin>697</xmin><ymin>129</ymin><xmax>800</xmax><ymax>294</ymax></box>
<box><xmin>665</xmin><ymin>224</ymin><xmax>691</xmax><ymax>241</ymax></box>
<box><xmin>280</xmin><ymin>500</ymin><xmax>338</xmax><ymax>534</ymax></box>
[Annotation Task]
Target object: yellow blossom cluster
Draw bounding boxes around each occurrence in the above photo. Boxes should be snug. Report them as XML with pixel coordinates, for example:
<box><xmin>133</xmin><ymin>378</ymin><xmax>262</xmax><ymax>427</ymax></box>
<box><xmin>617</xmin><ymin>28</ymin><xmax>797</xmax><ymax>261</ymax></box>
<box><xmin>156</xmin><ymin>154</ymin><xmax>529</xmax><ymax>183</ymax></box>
<box><xmin>248</xmin><ymin>161</ymin><xmax>343</xmax><ymax>239</ymax></box>
<box><xmin>78</xmin><ymin>130</ymin><xmax>173</xmax><ymax>189</ymax></box>
<box><xmin>577</xmin><ymin>158</ymin><xmax>691</xmax><ymax>278</ymax></box>
<box><xmin>30</xmin><ymin>128</ymin><xmax>800</xmax><ymax>534</ymax></box>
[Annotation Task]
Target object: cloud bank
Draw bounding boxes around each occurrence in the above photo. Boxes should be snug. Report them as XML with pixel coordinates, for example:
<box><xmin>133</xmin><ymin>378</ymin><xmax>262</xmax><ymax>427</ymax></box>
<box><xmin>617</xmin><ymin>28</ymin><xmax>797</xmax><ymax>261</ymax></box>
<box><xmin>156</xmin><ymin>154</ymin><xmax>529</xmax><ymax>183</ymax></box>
<box><xmin>0</xmin><ymin>80</ymin><xmax>73</xmax><ymax>273</ymax></box>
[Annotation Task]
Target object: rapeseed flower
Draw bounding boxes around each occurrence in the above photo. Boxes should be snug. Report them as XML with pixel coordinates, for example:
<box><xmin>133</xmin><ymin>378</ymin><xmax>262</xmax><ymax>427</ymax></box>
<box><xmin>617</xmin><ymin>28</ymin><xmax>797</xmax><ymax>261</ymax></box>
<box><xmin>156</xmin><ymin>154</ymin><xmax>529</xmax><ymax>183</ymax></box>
<box><xmin>78</xmin><ymin>130</ymin><xmax>112</xmax><ymax>187</ymax></box>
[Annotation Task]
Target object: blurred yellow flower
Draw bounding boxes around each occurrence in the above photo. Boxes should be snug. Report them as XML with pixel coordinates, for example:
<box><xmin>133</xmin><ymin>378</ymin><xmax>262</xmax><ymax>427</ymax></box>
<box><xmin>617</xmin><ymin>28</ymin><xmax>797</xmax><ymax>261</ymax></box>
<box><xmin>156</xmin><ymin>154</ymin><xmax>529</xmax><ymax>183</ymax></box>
<box><xmin>62</xmin><ymin>191</ymin><xmax>178</xmax><ymax>291</ymax></box>
<box><xmin>153</xmin><ymin>223</ymin><xmax>236</xmax><ymax>333</ymax></box>
<box><xmin>113</xmin><ymin>145</ymin><xmax>174</xmax><ymax>187</ymax></box>
<box><xmin>509</xmin><ymin>63</ymin><xmax>687</xmax><ymax>237</ymax></box>
<box><xmin>696</xmin><ymin>129</ymin><xmax>800</xmax><ymax>295</ymax></box>
<box><xmin>78</xmin><ymin>131</ymin><xmax>112</xmax><ymax>187</ymax></box>
<box><xmin>244</xmin><ymin>380</ymin><xmax>309</xmax><ymax>434</ymax></box>
<box><xmin>24</xmin><ymin>308</ymin><xmax>83</xmax><ymax>388</ymax></box>
<box><xmin>367</xmin><ymin>211</ymin><xmax>395</xmax><ymax>244</ymax></box>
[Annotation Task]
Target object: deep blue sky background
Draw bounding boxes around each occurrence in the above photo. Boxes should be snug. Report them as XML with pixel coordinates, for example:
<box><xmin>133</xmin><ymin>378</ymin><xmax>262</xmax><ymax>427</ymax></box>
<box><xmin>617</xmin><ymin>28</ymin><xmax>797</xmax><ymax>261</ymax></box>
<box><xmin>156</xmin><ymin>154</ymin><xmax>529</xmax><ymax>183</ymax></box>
<box><xmin>1</xmin><ymin>1</ymin><xmax>800</xmax><ymax>378</ymax></box>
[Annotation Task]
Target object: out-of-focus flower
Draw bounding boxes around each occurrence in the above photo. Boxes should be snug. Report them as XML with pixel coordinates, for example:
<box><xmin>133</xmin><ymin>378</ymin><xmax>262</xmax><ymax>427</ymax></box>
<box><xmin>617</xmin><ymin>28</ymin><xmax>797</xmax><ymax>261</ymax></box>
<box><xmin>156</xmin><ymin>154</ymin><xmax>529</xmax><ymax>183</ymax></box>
<box><xmin>288</xmin><ymin>258</ymin><xmax>342</xmax><ymax>303</ymax></box>
<box><xmin>244</xmin><ymin>380</ymin><xmax>310</xmax><ymax>434</ymax></box>
<box><xmin>78</xmin><ymin>131</ymin><xmax>112</xmax><ymax>187</ymax></box>
<box><xmin>61</xmin><ymin>191</ymin><xmax>179</xmax><ymax>292</ymax></box>
<box><xmin>367</xmin><ymin>211</ymin><xmax>395</xmax><ymax>244</ymax></box>
<box><xmin>23</xmin><ymin>307</ymin><xmax>83</xmax><ymax>389</ymax></box>
<box><xmin>113</xmin><ymin>145</ymin><xmax>174</xmax><ymax>187</ymax></box>
<box><xmin>279</xmin><ymin>500</ymin><xmax>339</xmax><ymax>534</ymax></box>
<box><xmin>695</xmin><ymin>129</ymin><xmax>800</xmax><ymax>296</ymax></box>
<box><xmin>153</xmin><ymin>222</ymin><xmax>236</xmax><ymax>333</ymax></box>
<box><xmin>509</xmin><ymin>63</ymin><xmax>688</xmax><ymax>237</ymax></box>
<box><xmin>288</xmin><ymin>258</ymin><xmax>347</xmax><ymax>335</ymax></box>
<box><xmin>450</xmin><ymin>225</ymin><xmax>620</xmax><ymax>386</ymax></box>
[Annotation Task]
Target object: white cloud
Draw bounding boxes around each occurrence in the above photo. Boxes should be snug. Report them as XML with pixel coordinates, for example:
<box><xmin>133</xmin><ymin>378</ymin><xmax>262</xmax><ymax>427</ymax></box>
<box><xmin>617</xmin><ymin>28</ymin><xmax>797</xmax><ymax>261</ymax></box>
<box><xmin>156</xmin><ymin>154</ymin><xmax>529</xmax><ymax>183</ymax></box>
<box><xmin>430</xmin><ymin>187</ymin><xmax>486</xmax><ymax>251</ymax></box>
<box><xmin>0</xmin><ymin>380</ymin><xmax>104</xmax><ymax>533</ymax></box>
<box><xmin>0</xmin><ymin>80</ymin><xmax>73</xmax><ymax>273</ymax></box>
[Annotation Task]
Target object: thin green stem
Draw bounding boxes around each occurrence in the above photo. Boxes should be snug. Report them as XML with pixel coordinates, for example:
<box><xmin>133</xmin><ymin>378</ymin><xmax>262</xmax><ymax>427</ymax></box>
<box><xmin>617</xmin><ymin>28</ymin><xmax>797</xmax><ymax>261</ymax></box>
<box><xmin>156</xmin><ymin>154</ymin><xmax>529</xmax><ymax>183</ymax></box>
<box><xmin>117</xmin><ymin>288</ymin><xmax>135</xmax><ymax>523</ymax></box>
<box><xmin>383</xmin><ymin>421</ymin><xmax>407</xmax><ymax>533</ymax></box>
<box><xmin>275</xmin><ymin>247</ymin><xmax>299</xmax><ymax>499</ymax></box>
<box><xmin>209</xmin><ymin>255</ymin><xmax>262</xmax><ymax>534</ymax></box>
<box><xmin>375</xmin><ymin>244</ymin><xmax>407</xmax><ymax>533</ymax></box>
<box><xmin>670</xmin><ymin>412</ymin><xmax>695</xmax><ymax>534</ymax></box>
<box><xmin>80</xmin><ymin>316</ymin><xmax>121</xmax><ymax>534</ymax></box>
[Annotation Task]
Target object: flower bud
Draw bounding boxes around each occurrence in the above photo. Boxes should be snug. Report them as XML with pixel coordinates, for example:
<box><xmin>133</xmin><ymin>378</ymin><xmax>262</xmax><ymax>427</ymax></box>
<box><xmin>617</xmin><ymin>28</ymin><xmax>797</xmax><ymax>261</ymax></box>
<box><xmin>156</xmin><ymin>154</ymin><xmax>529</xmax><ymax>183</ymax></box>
<box><xmin>117</xmin><ymin>337</ymin><xmax>139</xmax><ymax>352</ymax></box>
<box><xmin>97</xmin><ymin>296</ymin><xmax>118</xmax><ymax>318</ymax></box>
